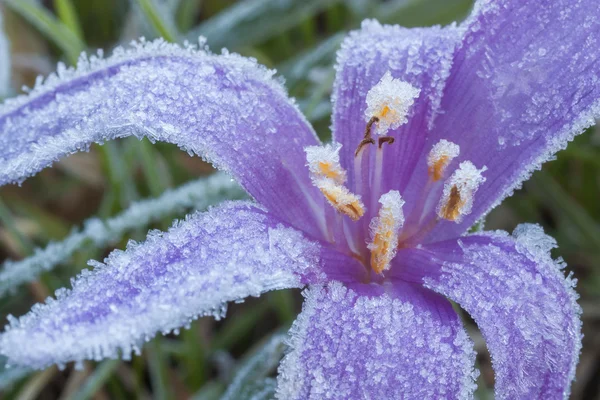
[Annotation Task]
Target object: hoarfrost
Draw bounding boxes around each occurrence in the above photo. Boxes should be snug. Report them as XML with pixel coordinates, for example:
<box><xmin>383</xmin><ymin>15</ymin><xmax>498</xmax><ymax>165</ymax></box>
<box><xmin>276</xmin><ymin>281</ymin><xmax>477</xmax><ymax>399</ymax></box>
<box><xmin>0</xmin><ymin>37</ymin><xmax>324</xmax><ymax>238</ymax></box>
<box><xmin>0</xmin><ymin>172</ymin><xmax>246</xmax><ymax>297</ymax></box>
<box><xmin>0</xmin><ymin>202</ymin><xmax>323</xmax><ymax>369</ymax></box>
<box><xmin>424</xmin><ymin>227</ymin><xmax>581</xmax><ymax>399</ymax></box>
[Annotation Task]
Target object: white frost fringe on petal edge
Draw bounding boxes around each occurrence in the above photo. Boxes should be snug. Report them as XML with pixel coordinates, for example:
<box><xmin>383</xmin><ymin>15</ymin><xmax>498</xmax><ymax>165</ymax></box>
<box><xmin>0</xmin><ymin>172</ymin><xmax>245</xmax><ymax>297</ymax></box>
<box><xmin>0</xmin><ymin>36</ymin><xmax>286</xmax><ymax>116</ymax></box>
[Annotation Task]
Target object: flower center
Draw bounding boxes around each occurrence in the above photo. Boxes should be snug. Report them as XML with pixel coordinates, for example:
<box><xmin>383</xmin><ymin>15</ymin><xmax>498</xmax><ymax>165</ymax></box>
<box><xmin>305</xmin><ymin>71</ymin><xmax>487</xmax><ymax>277</ymax></box>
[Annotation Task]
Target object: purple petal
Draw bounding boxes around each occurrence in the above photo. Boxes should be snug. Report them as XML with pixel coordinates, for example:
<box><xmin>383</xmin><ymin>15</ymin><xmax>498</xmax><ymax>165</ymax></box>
<box><xmin>331</xmin><ymin>20</ymin><xmax>460</xmax><ymax>207</ymax></box>
<box><xmin>427</xmin><ymin>0</ymin><xmax>600</xmax><ymax>240</ymax></box>
<box><xmin>0</xmin><ymin>201</ymin><xmax>336</xmax><ymax>369</ymax></box>
<box><xmin>399</xmin><ymin>224</ymin><xmax>582</xmax><ymax>398</ymax></box>
<box><xmin>0</xmin><ymin>39</ymin><xmax>326</xmax><ymax>238</ymax></box>
<box><xmin>276</xmin><ymin>281</ymin><xmax>477</xmax><ymax>399</ymax></box>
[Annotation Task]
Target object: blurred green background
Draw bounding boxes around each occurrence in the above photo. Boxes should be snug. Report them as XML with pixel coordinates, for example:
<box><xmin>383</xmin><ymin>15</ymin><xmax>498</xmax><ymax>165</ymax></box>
<box><xmin>0</xmin><ymin>0</ymin><xmax>598</xmax><ymax>399</ymax></box>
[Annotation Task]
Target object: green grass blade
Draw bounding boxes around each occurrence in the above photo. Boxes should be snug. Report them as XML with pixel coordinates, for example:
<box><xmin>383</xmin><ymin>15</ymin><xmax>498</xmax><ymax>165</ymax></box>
<box><xmin>66</xmin><ymin>360</ymin><xmax>120</xmax><ymax>400</ymax></box>
<box><xmin>134</xmin><ymin>0</ymin><xmax>179</xmax><ymax>42</ymax></box>
<box><xmin>188</xmin><ymin>0</ymin><xmax>341</xmax><ymax>50</ymax></box>
<box><xmin>53</xmin><ymin>0</ymin><xmax>84</xmax><ymax>40</ymax></box>
<box><xmin>4</xmin><ymin>0</ymin><xmax>85</xmax><ymax>65</ymax></box>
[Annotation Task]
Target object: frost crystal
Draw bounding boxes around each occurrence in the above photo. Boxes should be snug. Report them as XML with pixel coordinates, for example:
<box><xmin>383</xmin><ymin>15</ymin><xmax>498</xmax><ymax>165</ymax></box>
<box><xmin>305</xmin><ymin>142</ymin><xmax>346</xmax><ymax>184</ymax></box>
<box><xmin>427</xmin><ymin>139</ymin><xmax>460</xmax><ymax>181</ymax></box>
<box><xmin>0</xmin><ymin>202</ymin><xmax>323</xmax><ymax>368</ymax></box>
<box><xmin>368</xmin><ymin>191</ymin><xmax>405</xmax><ymax>273</ymax></box>
<box><xmin>423</xmin><ymin>228</ymin><xmax>581</xmax><ymax>399</ymax></box>
<box><xmin>276</xmin><ymin>281</ymin><xmax>477</xmax><ymax>399</ymax></box>
<box><xmin>364</xmin><ymin>70</ymin><xmax>420</xmax><ymax>135</ymax></box>
<box><xmin>437</xmin><ymin>161</ymin><xmax>487</xmax><ymax>223</ymax></box>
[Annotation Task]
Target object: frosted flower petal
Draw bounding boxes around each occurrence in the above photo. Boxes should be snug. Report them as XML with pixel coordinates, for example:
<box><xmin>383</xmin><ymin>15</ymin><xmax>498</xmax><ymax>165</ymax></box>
<box><xmin>276</xmin><ymin>281</ymin><xmax>477</xmax><ymax>399</ymax></box>
<box><xmin>0</xmin><ymin>38</ymin><xmax>325</xmax><ymax>238</ymax></box>
<box><xmin>0</xmin><ymin>202</ymin><xmax>328</xmax><ymax>369</ymax></box>
<box><xmin>332</xmin><ymin>20</ymin><xmax>461</xmax><ymax>196</ymax></box>
<box><xmin>415</xmin><ymin>225</ymin><xmax>582</xmax><ymax>399</ymax></box>
<box><xmin>428</xmin><ymin>0</ymin><xmax>600</xmax><ymax>240</ymax></box>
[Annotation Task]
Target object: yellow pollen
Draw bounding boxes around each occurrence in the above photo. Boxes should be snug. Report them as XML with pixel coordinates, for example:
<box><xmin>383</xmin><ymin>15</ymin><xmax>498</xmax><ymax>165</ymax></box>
<box><xmin>318</xmin><ymin>161</ymin><xmax>343</xmax><ymax>182</ymax></box>
<box><xmin>429</xmin><ymin>155</ymin><xmax>450</xmax><ymax>182</ymax></box>
<box><xmin>367</xmin><ymin>191</ymin><xmax>404</xmax><ymax>274</ymax></box>
<box><xmin>378</xmin><ymin>105</ymin><xmax>391</xmax><ymax>118</ymax></box>
<box><xmin>320</xmin><ymin>186</ymin><xmax>365</xmax><ymax>221</ymax></box>
<box><xmin>440</xmin><ymin>185</ymin><xmax>464</xmax><ymax>221</ymax></box>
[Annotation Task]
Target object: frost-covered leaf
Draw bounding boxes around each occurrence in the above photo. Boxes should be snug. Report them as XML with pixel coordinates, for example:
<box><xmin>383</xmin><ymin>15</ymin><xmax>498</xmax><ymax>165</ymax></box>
<box><xmin>0</xmin><ymin>202</ymin><xmax>327</xmax><ymax>369</ymax></box>
<box><xmin>0</xmin><ymin>355</ymin><xmax>30</xmax><ymax>390</ymax></box>
<box><xmin>221</xmin><ymin>332</ymin><xmax>286</xmax><ymax>400</ymax></box>
<box><xmin>0</xmin><ymin>172</ymin><xmax>245</xmax><ymax>297</ymax></box>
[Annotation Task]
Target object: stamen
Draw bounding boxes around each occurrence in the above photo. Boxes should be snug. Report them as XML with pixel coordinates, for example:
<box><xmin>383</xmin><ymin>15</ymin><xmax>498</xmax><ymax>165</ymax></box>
<box><xmin>305</xmin><ymin>143</ymin><xmax>347</xmax><ymax>184</ymax></box>
<box><xmin>305</xmin><ymin>143</ymin><xmax>366</xmax><ymax>221</ymax></box>
<box><xmin>427</xmin><ymin>139</ymin><xmax>460</xmax><ymax>182</ymax></box>
<box><xmin>315</xmin><ymin>178</ymin><xmax>365</xmax><ymax>221</ymax></box>
<box><xmin>437</xmin><ymin>161</ymin><xmax>487</xmax><ymax>223</ymax></box>
<box><xmin>368</xmin><ymin>190</ymin><xmax>405</xmax><ymax>274</ymax></box>
<box><xmin>364</xmin><ymin>71</ymin><xmax>420</xmax><ymax>136</ymax></box>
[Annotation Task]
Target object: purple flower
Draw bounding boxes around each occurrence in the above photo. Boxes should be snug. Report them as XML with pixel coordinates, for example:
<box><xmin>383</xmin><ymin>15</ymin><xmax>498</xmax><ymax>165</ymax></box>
<box><xmin>0</xmin><ymin>0</ymin><xmax>596</xmax><ymax>398</ymax></box>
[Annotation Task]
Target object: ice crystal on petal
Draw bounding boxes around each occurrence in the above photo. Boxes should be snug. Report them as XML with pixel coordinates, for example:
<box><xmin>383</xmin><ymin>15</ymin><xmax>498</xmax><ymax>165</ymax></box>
<box><xmin>0</xmin><ymin>37</ymin><xmax>323</xmax><ymax>238</ymax></box>
<box><xmin>423</xmin><ymin>227</ymin><xmax>581</xmax><ymax>399</ymax></box>
<box><xmin>364</xmin><ymin>71</ymin><xmax>420</xmax><ymax>135</ymax></box>
<box><xmin>0</xmin><ymin>202</ymin><xmax>324</xmax><ymax>368</ymax></box>
<box><xmin>276</xmin><ymin>281</ymin><xmax>477</xmax><ymax>399</ymax></box>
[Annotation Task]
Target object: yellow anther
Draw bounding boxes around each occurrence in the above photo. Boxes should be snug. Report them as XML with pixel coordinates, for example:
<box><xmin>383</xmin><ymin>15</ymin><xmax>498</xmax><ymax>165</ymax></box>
<box><xmin>305</xmin><ymin>143</ymin><xmax>365</xmax><ymax>221</ymax></box>
<box><xmin>439</xmin><ymin>185</ymin><xmax>464</xmax><ymax>221</ymax></box>
<box><xmin>317</xmin><ymin>179</ymin><xmax>365</xmax><ymax>221</ymax></box>
<box><xmin>437</xmin><ymin>161</ymin><xmax>487</xmax><ymax>223</ymax></box>
<box><xmin>364</xmin><ymin>71</ymin><xmax>420</xmax><ymax>136</ymax></box>
<box><xmin>368</xmin><ymin>191</ymin><xmax>404</xmax><ymax>274</ymax></box>
<box><xmin>427</xmin><ymin>139</ymin><xmax>460</xmax><ymax>182</ymax></box>
<box><xmin>306</xmin><ymin>143</ymin><xmax>347</xmax><ymax>184</ymax></box>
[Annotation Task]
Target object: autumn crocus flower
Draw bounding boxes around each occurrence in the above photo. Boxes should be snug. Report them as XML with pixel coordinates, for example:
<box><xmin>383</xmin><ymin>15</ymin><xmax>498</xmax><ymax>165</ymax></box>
<box><xmin>0</xmin><ymin>0</ymin><xmax>597</xmax><ymax>398</ymax></box>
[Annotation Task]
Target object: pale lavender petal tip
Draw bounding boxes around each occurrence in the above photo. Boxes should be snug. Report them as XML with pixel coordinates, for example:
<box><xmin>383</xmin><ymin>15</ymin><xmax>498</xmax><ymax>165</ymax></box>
<box><xmin>423</xmin><ymin>224</ymin><xmax>582</xmax><ymax>399</ymax></box>
<box><xmin>0</xmin><ymin>202</ymin><xmax>326</xmax><ymax>369</ymax></box>
<box><xmin>276</xmin><ymin>281</ymin><xmax>478</xmax><ymax>399</ymax></box>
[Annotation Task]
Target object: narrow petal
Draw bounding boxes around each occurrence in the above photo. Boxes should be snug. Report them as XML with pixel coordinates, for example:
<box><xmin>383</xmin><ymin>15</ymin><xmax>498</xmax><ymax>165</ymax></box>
<box><xmin>276</xmin><ymin>281</ymin><xmax>477</xmax><ymax>399</ymax></box>
<box><xmin>398</xmin><ymin>225</ymin><xmax>582</xmax><ymax>399</ymax></box>
<box><xmin>0</xmin><ymin>201</ymin><xmax>338</xmax><ymax>369</ymax></box>
<box><xmin>0</xmin><ymin>39</ymin><xmax>325</xmax><ymax>238</ymax></box>
<box><xmin>427</xmin><ymin>0</ymin><xmax>600</xmax><ymax>240</ymax></box>
<box><xmin>331</xmin><ymin>20</ymin><xmax>460</xmax><ymax>201</ymax></box>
